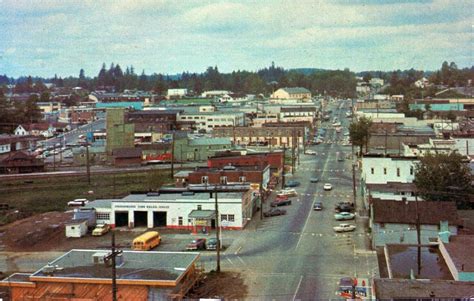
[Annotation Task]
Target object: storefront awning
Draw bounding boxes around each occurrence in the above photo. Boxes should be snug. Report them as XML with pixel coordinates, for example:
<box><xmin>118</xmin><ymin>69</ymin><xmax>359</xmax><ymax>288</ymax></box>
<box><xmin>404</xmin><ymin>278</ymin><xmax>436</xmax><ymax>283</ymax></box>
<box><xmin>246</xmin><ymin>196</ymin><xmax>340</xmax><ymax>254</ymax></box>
<box><xmin>188</xmin><ymin>210</ymin><xmax>216</xmax><ymax>219</ymax></box>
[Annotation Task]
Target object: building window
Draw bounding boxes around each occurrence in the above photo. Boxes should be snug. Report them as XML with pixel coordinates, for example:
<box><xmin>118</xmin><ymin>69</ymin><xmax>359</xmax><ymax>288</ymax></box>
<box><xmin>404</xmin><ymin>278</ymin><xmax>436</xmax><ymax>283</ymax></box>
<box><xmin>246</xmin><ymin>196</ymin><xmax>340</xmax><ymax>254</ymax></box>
<box><xmin>96</xmin><ymin>213</ymin><xmax>110</xmax><ymax>220</ymax></box>
<box><xmin>221</xmin><ymin>214</ymin><xmax>235</xmax><ymax>222</ymax></box>
<box><xmin>201</xmin><ymin>176</ymin><xmax>209</xmax><ymax>184</ymax></box>
<box><xmin>383</xmin><ymin>168</ymin><xmax>387</xmax><ymax>175</ymax></box>
<box><xmin>371</xmin><ymin>168</ymin><xmax>374</xmax><ymax>175</ymax></box>
<box><xmin>178</xmin><ymin>216</ymin><xmax>183</xmax><ymax>226</ymax></box>
<box><xmin>239</xmin><ymin>176</ymin><xmax>246</xmax><ymax>182</ymax></box>
<box><xmin>397</xmin><ymin>168</ymin><xmax>400</xmax><ymax>177</ymax></box>
<box><xmin>197</xmin><ymin>205</ymin><xmax>202</xmax><ymax>210</ymax></box>
<box><xmin>220</xmin><ymin>176</ymin><xmax>227</xmax><ymax>184</ymax></box>
<box><xmin>410</xmin><ymin>167</ymin><xmax>414</xmax><ymax>175</ymax></box>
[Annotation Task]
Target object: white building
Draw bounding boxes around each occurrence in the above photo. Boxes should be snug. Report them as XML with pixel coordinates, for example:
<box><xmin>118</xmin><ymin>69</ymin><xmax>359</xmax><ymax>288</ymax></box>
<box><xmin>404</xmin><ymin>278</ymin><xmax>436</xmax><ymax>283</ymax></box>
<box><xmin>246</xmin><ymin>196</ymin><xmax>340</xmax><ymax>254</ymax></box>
<box><xmin>201</xmin><ymin>90</ymin><xmax>231</xmax><ymax>98</ymax></box>
<box><xmin>65</xmin><ymin>219</ymin><xmax>88</xmax><ymax>238</ymax></box>
<box><xmin>167</xmin><ymin>88</ymin><xmax>188</xmax><ymax>98</ymax></box>
<box><xmin>177</xmin><ymin>111</ymin><xmax>245</xmax><ymax>133</ymax></box>
<box><xmin>86</xmin><ymin>190</ymin><xmax>255</xmax><ymax>231</ymax></box>
<box><xmin>402</xmin><ymin>138</ymin><xmax>458</xmax><ymax>157</ymax></box>
<box><xmin>361</xmin><ymin>155</ymin><xmax>417</xmax><ymax>185</ymax></box>
<box><xmin>369</xmin><ymin>78</ymin><xmax>384</xmax><ymax>87</ymax></box>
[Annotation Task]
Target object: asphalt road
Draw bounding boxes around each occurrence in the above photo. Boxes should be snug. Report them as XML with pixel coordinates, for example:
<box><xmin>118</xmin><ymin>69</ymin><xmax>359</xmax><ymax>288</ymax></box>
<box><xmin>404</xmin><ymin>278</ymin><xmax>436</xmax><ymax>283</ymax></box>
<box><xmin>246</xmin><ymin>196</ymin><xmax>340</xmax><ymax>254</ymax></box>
<box><xmin>201</xmin><ymin>100</ymin><xmax>379</xmax><ymax>300</ymax></box>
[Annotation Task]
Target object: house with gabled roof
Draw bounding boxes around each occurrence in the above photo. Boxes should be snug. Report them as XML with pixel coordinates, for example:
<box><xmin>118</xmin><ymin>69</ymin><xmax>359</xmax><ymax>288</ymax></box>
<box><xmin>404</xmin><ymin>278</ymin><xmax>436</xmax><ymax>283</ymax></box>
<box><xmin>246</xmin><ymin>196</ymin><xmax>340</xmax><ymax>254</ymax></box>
<box><xmin>271</xmin><ymin>87</ymin><xmax>311</xmax><ymax>100</ymax></box>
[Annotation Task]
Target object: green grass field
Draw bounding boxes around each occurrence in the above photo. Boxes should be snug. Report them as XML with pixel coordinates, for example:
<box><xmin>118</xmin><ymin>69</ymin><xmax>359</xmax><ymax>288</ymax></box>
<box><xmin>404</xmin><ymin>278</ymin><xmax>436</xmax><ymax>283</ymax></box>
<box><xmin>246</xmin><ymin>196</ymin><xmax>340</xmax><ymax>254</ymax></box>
<box><xmin>0</xmin><ymin>169</ymin><xmax>171</xmax><ymax>222</ymax></box>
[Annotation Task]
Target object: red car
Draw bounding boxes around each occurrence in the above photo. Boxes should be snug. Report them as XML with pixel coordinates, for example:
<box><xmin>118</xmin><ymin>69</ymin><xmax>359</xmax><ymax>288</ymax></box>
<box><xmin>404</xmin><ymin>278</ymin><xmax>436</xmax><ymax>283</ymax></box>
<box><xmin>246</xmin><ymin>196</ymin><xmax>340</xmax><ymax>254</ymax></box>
<box><xmin>186</xmin><ymin>238</ymin><xmax>207</xmax><ymax>250</ymax></box>
<box><xmin>275</xmin><ymin>194</ymin><xmax>289</xmax><ymax>201</ymax></box>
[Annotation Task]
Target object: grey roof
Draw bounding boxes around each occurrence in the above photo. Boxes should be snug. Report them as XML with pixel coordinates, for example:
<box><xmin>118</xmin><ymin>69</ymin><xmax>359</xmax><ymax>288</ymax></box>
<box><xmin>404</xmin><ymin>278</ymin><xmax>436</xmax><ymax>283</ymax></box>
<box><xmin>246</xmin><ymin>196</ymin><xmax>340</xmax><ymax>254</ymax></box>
<box><xmin>374</xmin><ymin>278</ymin><xmax>474</xmax><ymax>299</ymax></box>
<box><xmin>29</xmin><ymin>249</ymin><xmax>199</xmax><ymax>282</ymax></box>
<box><xmin>443</xmin><ymin>235</ymin><xmax>474</xmax><ymax>272</ymax></box>
<box><xmin>84</xmin><ymin>199</ymin><xmax>114</xmax><ymax>209</ymax></box>
<box><xmin>188</xmin><ymin>210</ymin><xmax>216</xmax><ymax>219</ymax></box>
<box><xmin>174</xmin><ymin>170</ymin><xmax>192</xmax><ymax>177</ymax></box>
<box><xmin>189</xmin><ymin>137</ymin><xmax>231</xmax><ymax>146</ymax></box>
<box><xmin>120</xmin><ymin>191</ymin><xmax>243</xmax><ymax>202</ymax></box>
<box><xmin>281</xmin><ymin>87</ymin><xmax>311</xmax><ymax>94</ymax></box>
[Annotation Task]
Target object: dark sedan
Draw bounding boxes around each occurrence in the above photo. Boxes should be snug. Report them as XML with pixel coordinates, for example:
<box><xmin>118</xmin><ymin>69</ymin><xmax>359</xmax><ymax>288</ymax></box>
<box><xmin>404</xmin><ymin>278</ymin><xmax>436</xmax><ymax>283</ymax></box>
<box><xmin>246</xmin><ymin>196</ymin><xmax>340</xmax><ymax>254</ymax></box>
<box><xmin>263</xmin><ymin>208</ymin><xmax>287</xmax><ymax>217</ymax></box>
<box><xmin>270</xmin><ymin>199</ymin><xmax>292</xmax><ymax>207</ymax></box>
<box><xmin>285</xmin><ymin>180</ymin><xmax>300</xmax><ymax>188</ymax></box>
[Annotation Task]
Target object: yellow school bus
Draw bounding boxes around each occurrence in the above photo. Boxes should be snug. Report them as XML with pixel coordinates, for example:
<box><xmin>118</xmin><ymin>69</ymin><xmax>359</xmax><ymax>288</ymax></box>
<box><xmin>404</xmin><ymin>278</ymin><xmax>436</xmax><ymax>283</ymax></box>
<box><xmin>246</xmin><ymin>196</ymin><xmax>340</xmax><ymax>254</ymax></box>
<box><xmin>132</xmin><ymin>231</ymin><xmax>161</xmax><ymax>251</ymax></box>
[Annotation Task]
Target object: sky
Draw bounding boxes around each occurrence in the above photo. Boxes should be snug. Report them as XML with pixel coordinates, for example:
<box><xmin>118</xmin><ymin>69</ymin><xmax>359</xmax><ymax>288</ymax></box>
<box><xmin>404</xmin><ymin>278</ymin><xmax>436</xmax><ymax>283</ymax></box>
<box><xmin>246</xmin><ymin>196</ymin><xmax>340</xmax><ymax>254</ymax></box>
<box><xmin>0</xmin><ymin>0</ymin><xmax>472</xmax><ymax>78</ymax></box>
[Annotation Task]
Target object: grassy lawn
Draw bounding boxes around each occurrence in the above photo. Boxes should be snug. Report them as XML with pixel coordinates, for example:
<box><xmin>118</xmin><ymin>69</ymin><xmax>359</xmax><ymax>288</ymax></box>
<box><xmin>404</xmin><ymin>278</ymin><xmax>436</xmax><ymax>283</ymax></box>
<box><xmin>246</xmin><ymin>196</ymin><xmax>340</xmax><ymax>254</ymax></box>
<box><xmin>0</xmin><ymin>169</ymin><xmax>172</xmax><ymax>218</ymax></box>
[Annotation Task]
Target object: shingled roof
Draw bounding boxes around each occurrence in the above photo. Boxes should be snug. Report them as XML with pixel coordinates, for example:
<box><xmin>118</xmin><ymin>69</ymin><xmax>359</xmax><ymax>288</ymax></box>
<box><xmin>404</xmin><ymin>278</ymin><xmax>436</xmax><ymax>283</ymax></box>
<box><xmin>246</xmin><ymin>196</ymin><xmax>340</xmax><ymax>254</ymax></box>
<box><xmin>281</xmin><ymin>87</ymin><xmax>311</xmax><ymax>94</ymax></box>
<box><xmin>372</xmin><ymin>200</ymin><xmax>462</xmax><ymax>226</ymax></box>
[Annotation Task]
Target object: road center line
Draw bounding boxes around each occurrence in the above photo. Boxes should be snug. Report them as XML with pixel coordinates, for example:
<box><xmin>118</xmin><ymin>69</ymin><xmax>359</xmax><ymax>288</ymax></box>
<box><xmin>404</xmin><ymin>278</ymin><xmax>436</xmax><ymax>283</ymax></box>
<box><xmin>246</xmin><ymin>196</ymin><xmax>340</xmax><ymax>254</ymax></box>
<box><xmin>292</xmin><ymin>275</ymin><xmax>304</xmax><ymax>301</ymax></box>
<box><xmin>234</xmin><ymin>245</ymin><xmax>242</xmax><ymax>255</ymax></box>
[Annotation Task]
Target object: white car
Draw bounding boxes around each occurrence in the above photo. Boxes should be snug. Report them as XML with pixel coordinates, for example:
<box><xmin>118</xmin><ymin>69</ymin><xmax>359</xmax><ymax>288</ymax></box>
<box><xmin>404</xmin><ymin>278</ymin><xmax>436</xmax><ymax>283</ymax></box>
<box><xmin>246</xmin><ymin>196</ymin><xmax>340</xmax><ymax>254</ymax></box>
<box><xmin>277</xmin><ymin>189</ymin><xmax>298</xmax><ymax>197</ymax></box>
<box><xmin>67</xmin><ymin>198</ymin><xmax>89</xmax><ymax>207</ymax></box>
<box><xmin>305</xmin><ymin>150</ymin><xmax>317</xmax><ymax>155</ymax></box>
<box><xmin>333</xmin><ymin>223</ymin><xmax>356</xmax><ymax>232</ymax></box>
<box><xmin>323</xmin><ymin>183</ymin><xmax>333</xmax><ymax>191</ymax></box>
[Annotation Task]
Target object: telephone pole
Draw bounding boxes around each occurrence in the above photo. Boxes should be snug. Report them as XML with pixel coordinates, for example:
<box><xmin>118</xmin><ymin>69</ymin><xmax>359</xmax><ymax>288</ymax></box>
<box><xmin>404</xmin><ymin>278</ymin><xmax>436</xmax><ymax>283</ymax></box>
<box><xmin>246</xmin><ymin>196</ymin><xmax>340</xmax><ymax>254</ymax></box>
<box><xmin>104</xmin><ymin>231</ymin><xmax>122</xmax><ymax>301</ymax></box>
<box><xmin>415</xmin><ymin>193</ymin><xmax>421</xmax><ymax>276</ymax></box>
<box><xmin>214</xmin><ymin>188</ymin><xmax>221</xmax><ymax>272</ymax></box>
<box><xmin>170</xmin><ymin>132</ymin><xmax>175</xmax><ymax>179</ymax></box>
<box><xmin>85</xmin><ymin>144</ymin><xmax>91</xmax><ymax>185</ymax></box>
<box><xmin>282</xmin><ymin>144</ymin><xmax>286</xmax><ymax>189</ymax></box>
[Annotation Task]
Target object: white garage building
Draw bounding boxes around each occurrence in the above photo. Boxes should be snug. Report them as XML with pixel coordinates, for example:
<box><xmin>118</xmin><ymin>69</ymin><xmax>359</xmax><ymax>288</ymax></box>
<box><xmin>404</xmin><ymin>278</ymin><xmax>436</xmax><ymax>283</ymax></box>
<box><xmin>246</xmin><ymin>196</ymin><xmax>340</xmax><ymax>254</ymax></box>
<box><xmin>85</xmin><ymin>189</ymin><xmax>255</xmax><ymax>232</ymax></box>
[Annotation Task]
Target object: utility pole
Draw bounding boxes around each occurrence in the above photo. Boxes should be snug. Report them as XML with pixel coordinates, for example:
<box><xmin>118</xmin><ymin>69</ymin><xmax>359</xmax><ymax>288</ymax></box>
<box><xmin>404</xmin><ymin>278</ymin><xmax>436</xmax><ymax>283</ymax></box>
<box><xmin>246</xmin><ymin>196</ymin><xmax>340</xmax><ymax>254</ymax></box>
<box><xmin>53</xmin><ymin>144</ymin><xmax>56</xmax><ymax>172</ymax></box>
<box><xmin>170</xmin><ymin>132</ymin><xmax>175</xmax><ymax>179</ymax></box>
<box><xmin>85</xmin><ymin>144</ymin><xmax>91</xmax><ymax>185</ymax></box>
<box><xmin>214</xmin><ymin>187</ymin><xmax>221</xmax><ymax>273</ymax></box>
<box><xmin>466</xmin><ymin>140</ymin><xmax>469</xmax><ymax>156</ymax></box>
<box><xmin>282</xmin><ymin>144</ymin><xmax>286</xmax><ymax>189</ymax></box>
<box><xmin>415</xmin><ymin>193</ymin><xmax>421</xmax><ymax>276</ymax></box>
<box><xmin>104</xmin><ymin>231</ymin><xmax>122</xmax><ymax>301</ymax></box>
<box><xmin>259</xmin><ymin>178</ymin><xmax>264</xmax><ymax>220</ymax></box>
<box><xmin>297</xmin><ymin>131</ymin><xmax>300</xmax><ymax>166</ymax></box>
<box><xmin>352</xmin><ymin>163</ymin><xmax>357</xmax><ymax>205</ymax></box>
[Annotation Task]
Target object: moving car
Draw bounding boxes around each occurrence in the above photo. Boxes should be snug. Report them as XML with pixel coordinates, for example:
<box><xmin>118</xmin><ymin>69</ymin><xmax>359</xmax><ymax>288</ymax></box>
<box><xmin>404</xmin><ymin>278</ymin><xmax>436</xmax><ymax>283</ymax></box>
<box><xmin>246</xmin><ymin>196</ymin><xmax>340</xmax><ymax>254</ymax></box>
<box><xmin>263</xmin><ymin>208</ymin><xmax>287</xmax><ymax>217</ymax></box>
<box><xmin>277</xmin><ymin>189</ymin><xmax>298</xmax><ymax>197</ymax></box>
<box><xmin>313</xmin><ymin>202</ymin><xmax>323</xmax><ymax>211</ymax></box>
<box><xmin>206</xmin><ymin>237</ymin><xmax>222</xmax><ymax>250</ymax></box>
<box><xmin>92</xmin><ymin>224</ymin><xmax>110</xmax><ymax>236</ymax></box>
<box><xmin>186</xmin><ymin>238</ymin><xmax>206</xmax><ymax>250</ymax></box>
<box><xmin>305</xmin><ymin>150</ymin><xmax>317</xmax><ymax>155</ymax></box>
<box><xmin>285</xmin><ymin>180</ymin><xmax>300</xmax><ymax>188</ymax></box>
<box><xmin>333</xmin><ymin>223</ymin><xmax>356</xmax><ymax>232</ymax></box>
<box><xmin>271</xmin><ymin>199</ymin><xmax>292</xmax><ymax>207</ymax></box>
<box><xmin>323</xmin><ymin>183</ymin><xmax>333</xmax><ymax>191</ymax></box>
<box><xmin>310</xmin><ymin>177</ymin><xmax>319</xmax><ymax>183</ymax></box>
<box><xmin>67</xmin><ymin>198</ymin><xmax>89</xmax><ymax>207</ymax></box>
<box><xmin>334</xmin><ymin>212</ymin><xmax>355</xmax><ymax>221</ymax></box>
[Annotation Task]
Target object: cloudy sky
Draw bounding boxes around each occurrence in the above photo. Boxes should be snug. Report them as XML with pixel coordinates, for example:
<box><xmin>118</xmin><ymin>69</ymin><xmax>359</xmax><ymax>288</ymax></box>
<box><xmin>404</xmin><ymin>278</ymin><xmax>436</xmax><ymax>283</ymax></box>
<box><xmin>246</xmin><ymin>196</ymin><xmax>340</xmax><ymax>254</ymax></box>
<box><xmin>0</xmin><ymin>0</ymin><xmax>472</xmax><ymax>78</ymax></box>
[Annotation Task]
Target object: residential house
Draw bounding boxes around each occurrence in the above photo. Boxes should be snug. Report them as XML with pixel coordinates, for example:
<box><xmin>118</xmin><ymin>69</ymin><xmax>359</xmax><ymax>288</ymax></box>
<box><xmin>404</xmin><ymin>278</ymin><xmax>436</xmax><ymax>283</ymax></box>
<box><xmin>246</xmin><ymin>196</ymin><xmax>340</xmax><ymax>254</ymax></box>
<box><xmin>0</xmin><ymin>151</ymin><xmax>45</xmax><ymax>174</ymax></box>
<box><xmin>14</xmin><ymin>123</ymin><xmax>55</xmax><ymax>138</ymax></box>
<box><xmin>218</xmin><ymin>93</ymin><xmax>248</xmax><ymax>103</ymax></box>
<box><xmin>271</xmin><ymin>87</ymin><xmax>311</xmax><ymax>100</ymax></box>
<box><xmin>201</xmin><ymin>90</ymin><xmax>231</xmax><ymax>98</ymax></box>
<box><xmin>369</xmin><ymin>78</ymin><xmax>384</xmax><ymax>87</ymax></box>
<box><xmin>370</xmin><ymin>199</ymin><xmax>461</xmax><ymax>248</ymax></box>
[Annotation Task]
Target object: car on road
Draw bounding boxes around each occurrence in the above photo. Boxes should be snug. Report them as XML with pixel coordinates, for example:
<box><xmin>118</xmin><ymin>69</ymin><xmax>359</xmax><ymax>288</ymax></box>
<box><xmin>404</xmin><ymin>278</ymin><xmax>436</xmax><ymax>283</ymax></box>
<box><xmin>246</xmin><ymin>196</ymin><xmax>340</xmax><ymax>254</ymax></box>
<box><xmin>313</xmin><ymin>202</ymin><xmax>323</xmax><ymax>211</ymax></box>
<box><xmin>186</xmin><ymin>238</ymin><xmax>207</xmax><ymax>250</ymax></box>
<box><xmin>206</xmin><ymin>237</ymin><xmax>222</xmax><ymax>250</ymax></box>
<box><xmin>323</xmin><ymin>183</ymin><xmax>333</xmax><ymax>191</ymax></box>
<box><xmin>263</xmin><ymin>208</ymin><xmax>287</xmax><ymax>217</ymax></box>
<box><xmin>305</xmin><ymin>150</ymin><xmax>317</xmax><ymax>155</ymax></box>
<box><xmin>333</xmin><ymin>223</ymin><xmax>356</xmax><ymax>232</ymax></box>
<box><xmin>67</xmin><ymin>198</ymin><xmax>89</xmax><ymax>207</ymax></box>
<box><xmin>92</xmin><ymin>224</ymin><xmax>110</xmax><ymax>236</ymax></box>
<box><xmin>285</xmin><ymin>180</ymin><xmax>300</xmax><ymax>188</ymax></box>
<box><xmin>271</xmin><ymin>199</ymin><xmax>292</xmax><ymax>207</ymax></box>
<box><xmin>275</xmin><ymin>194</ymin><xmax>289</xmax><ymax>201</ymax></box>
<box><xmin>334</xmin><ymin>212</ymin><xmax>355</xmax><ymax>221</ymax></box>
<box><xmin>277</xmin><ymin>189</ymin><xmax>297</xmax><ymax>197</ymax></box>
<box><xmin>310</xmin><ymin>177</ymin><xmax>319</xmax><ymax>183</ymax></box>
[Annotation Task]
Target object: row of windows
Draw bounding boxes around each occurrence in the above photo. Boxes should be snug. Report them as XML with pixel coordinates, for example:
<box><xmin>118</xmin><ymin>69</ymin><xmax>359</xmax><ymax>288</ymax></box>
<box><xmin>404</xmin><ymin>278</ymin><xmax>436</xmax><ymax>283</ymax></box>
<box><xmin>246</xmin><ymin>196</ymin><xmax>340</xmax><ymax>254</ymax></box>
<box><xmin>176</xmin><ymin>214</ymin><xmax>235</xmax><ymax>225</ymax></box>
<box><xmin>201</xmin><ymin>176</ymin><xmax>246</xmax><ymax>184</ymax></box>
<box><xmin>96</xmin><ymin>213</ymin><xmax>110</xmax><ymax>220</ymax></box>
<box><xmin>370</xmin><ymin>166</ymin><xmax>414</xmax><ymax>176</ymax></box>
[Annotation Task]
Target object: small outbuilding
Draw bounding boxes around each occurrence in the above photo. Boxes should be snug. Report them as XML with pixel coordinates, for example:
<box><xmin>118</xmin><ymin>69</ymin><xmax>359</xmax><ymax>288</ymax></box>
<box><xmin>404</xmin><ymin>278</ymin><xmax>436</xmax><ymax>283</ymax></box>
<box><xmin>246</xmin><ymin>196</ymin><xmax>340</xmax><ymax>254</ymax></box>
<box><xmin>65</xmin><ymin>219</ymin><xmax>88</xmax><ymax>238</ymax></box>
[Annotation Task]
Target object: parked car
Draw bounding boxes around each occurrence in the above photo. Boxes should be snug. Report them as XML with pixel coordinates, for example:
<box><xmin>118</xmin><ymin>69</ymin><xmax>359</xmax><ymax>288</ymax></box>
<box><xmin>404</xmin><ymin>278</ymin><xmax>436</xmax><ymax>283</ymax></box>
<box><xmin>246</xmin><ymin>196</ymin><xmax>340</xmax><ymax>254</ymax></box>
<box><xmin>67</xmin><ymin>198</ymin><xmax>89</xmax><ymax>207</ymax></box>
<box><xmin>277</xmin><ymin>189</ymin><xmax>298</xmax><ymax>197</ymax></box>
<box><xmin>333</xmin><ymin>223</ymin><xmax>356</xmax><ymax>232</ymax></box>
<box><xmin>285</xmin><ymin>180</ymin><xmax>300</xmax><ymax>188</ymax></box>
<box><xmin>313</xmin><ymin>202</ymin><xmax>323</xmax><ymax>211</ymax></box>
<box><xmin>335</xmin><ymin>202</ymin><xmax>355</xmax><ymax>213</ymax></box>
<box><xmin>271</xmin><ymin>199</ymin><xmax>292</xmax><ymax>207</ymax></box>
<box><xmin>206</xmin><ymin>237</ymin><xmax>222</xmax><ymax>250</ymax></box>
<box><xmin>323</xmin><ymin>183</ymin><xmax>333</xmax><ymax>191</ymax></box>
<box><xmin>275</xmin><ymin>194</ymin><xmax>289</xmax><ymax>201</ymax></box>
<box><xmin>310</xmin><ymin>177</ymin><xmax>319</xmax><ymax>183</ymax></box>
<box><xmin>186</xmin><ymin>238</ymin><xmax>206</xmax><ymax>250</ymax></box>
<box><xmin>334</xmin><ymin>212</ymin><xmax>355</xmax><ymax>221</ymax></box>
<box><xmin>305</xmin><ymin>150</ymin><xmax>317</xmax><ymax>155</ymax></box>
<box><xmin>263</xmin><ymin>208</ymin><xmax>287</xmax><ymax>217</ymax></box>
<box><xmin>92</xmin><ymin>224</ymin><xmax>110</xmax><ymax>236</ymax></box>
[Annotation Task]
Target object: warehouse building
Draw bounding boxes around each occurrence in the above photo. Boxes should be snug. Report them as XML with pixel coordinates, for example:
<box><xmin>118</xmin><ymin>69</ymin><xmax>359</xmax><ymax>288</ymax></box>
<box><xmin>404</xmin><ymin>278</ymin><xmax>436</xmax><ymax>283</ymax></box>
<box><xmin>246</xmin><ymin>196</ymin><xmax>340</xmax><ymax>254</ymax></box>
<box><xmin>85</xmin><ymin>188</ymin><xmax>255</xmax><ymax>232</ymax></box>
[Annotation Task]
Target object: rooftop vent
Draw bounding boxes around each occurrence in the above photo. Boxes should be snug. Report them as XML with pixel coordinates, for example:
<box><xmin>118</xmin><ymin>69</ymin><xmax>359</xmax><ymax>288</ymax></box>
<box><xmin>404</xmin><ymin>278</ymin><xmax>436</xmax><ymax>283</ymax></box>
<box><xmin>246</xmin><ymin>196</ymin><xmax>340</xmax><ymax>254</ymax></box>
<box><xmin>182</xmin><ymin>191</ymin><xmax>194</xmax><ymax>196</ymax></box>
